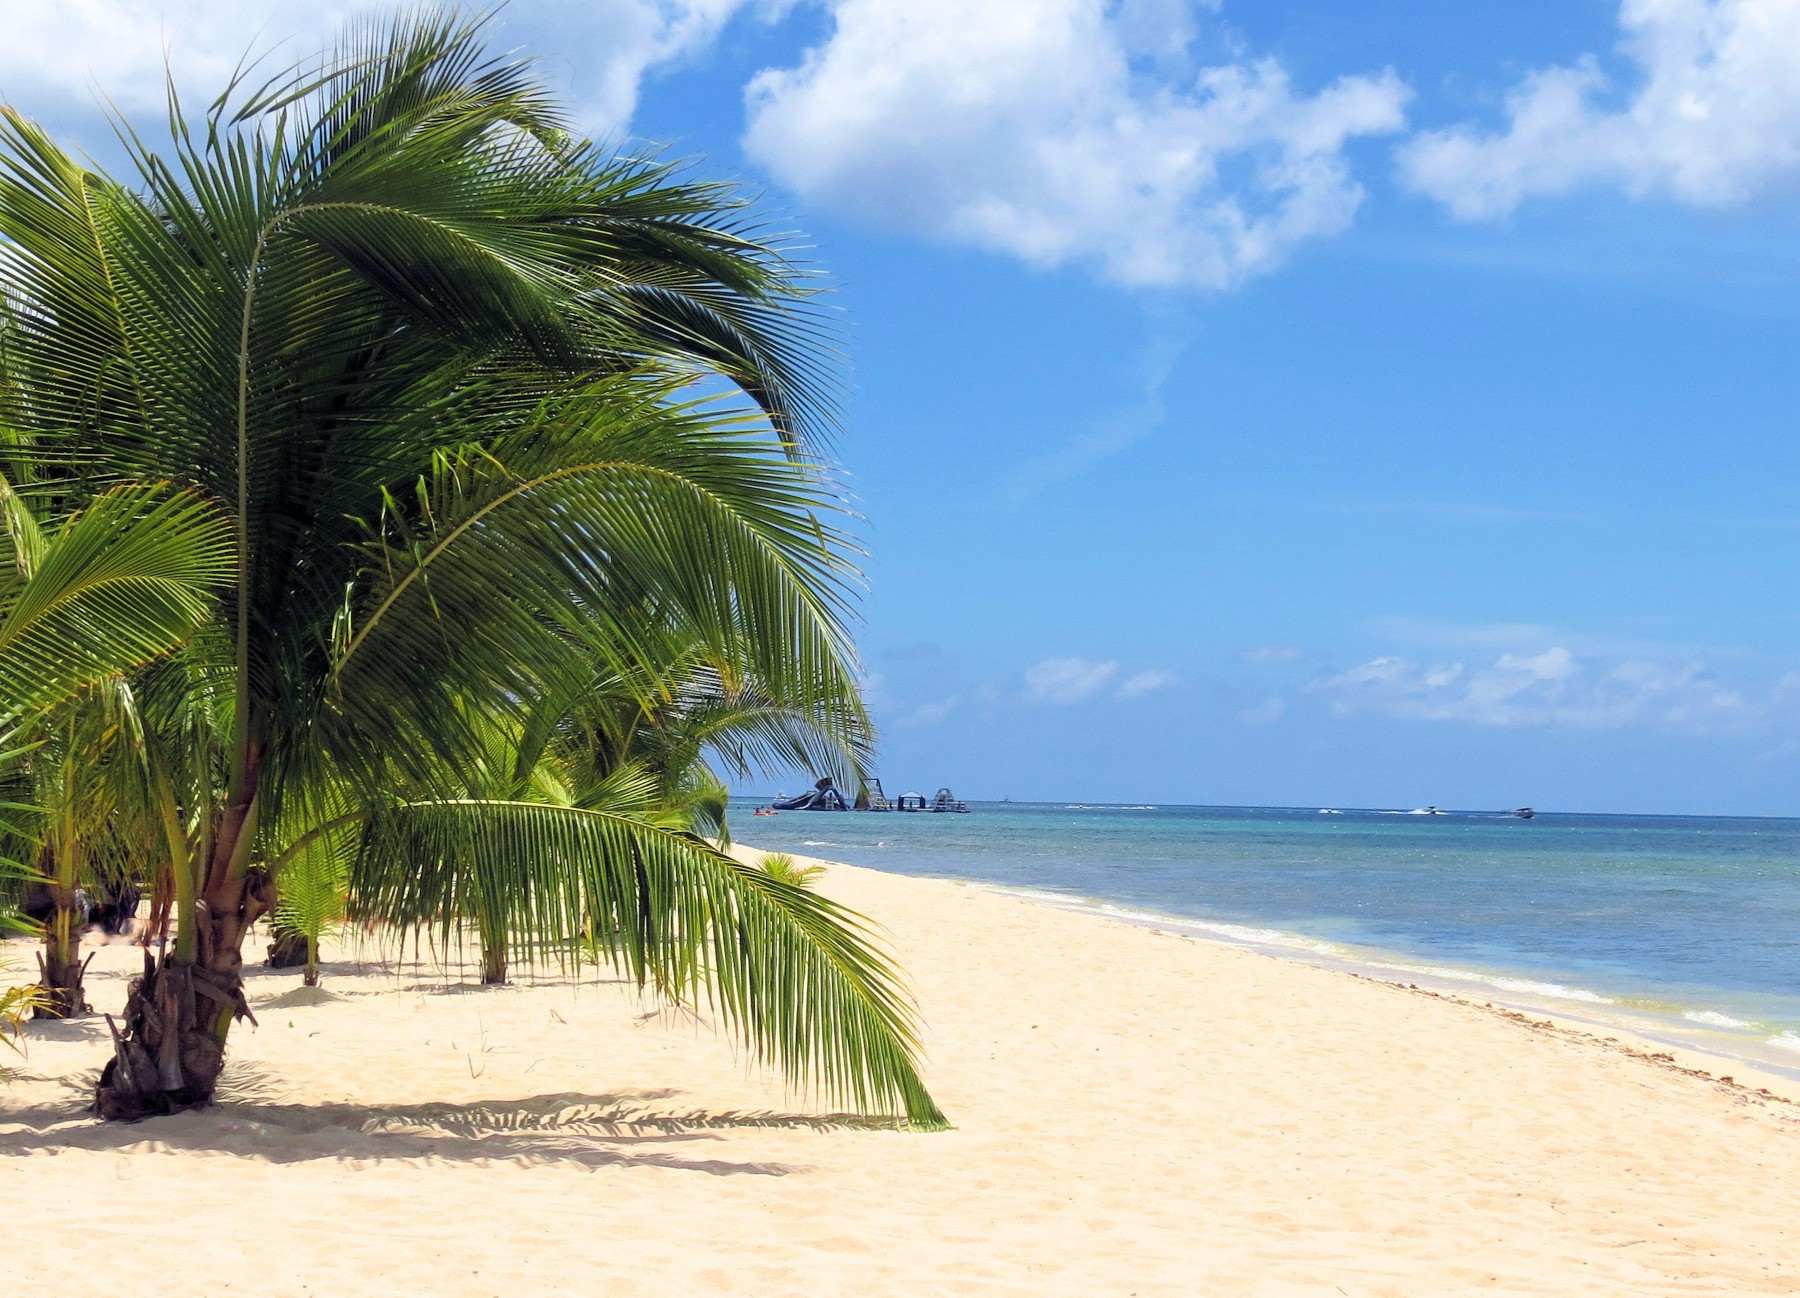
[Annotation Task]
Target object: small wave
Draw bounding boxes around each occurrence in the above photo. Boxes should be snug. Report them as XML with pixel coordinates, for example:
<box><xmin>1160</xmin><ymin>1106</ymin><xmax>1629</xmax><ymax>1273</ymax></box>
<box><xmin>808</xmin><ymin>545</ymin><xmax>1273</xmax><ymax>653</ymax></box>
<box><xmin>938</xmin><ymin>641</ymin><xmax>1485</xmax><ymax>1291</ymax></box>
<box><xmin>1091</xmin><ymin>904</ymin><xmax>1345</xmax><ymax>956</ymax></box>
<box><xmin>1768</xmin><ymin>1032</ymin><xmax>1800</xmax><ymax>1054</ymax></box>
<box><xmin>798</xmin><ymin>840</ymin><xmax>839</xmax><ymax>848</ymax></box>
<box><xmin>1683</xmin><ymin>1010</ymin><xmax>1756</xmax><ymax>1030</ymax></box>
<box><xmin>1362</xmin><ymin>960</ymin><xmax>1614</xmax><ymax>1005</ymax></box>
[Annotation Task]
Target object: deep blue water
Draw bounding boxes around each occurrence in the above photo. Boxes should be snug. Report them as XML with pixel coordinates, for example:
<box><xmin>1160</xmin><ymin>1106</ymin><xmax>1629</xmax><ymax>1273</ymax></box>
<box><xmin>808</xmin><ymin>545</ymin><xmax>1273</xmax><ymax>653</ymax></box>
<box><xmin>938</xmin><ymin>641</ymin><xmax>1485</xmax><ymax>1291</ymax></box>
<box><xmin>731</xmin><ymin>801</ymin><xmax>1800</xmax><ymax>1073</ymax></box>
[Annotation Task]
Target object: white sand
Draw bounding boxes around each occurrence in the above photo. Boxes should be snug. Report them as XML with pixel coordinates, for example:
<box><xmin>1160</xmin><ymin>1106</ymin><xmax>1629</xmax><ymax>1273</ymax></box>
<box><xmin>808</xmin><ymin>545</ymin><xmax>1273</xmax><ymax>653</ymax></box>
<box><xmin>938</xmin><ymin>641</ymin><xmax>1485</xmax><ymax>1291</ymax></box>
<box><xmin>4</xmin><ymin>852</ymin><xmax>1800</xmax><ymax>1296</ymax></box>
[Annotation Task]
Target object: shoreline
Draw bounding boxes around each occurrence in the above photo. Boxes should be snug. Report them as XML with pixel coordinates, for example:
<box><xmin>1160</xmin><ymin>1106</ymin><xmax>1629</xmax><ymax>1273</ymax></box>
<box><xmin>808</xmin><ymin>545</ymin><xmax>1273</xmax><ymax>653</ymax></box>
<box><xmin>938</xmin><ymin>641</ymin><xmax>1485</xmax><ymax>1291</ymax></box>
<box><xmin>760</xmin><ymin>846</ymin><xmax>1800</xmax><ymax>1106</ymax></box>
<box><xmin>742</xmin><ymin>819</ymin><xmax>1800</xmax><ymax>1093</ymax></box>
<box><xmin>973</xmin><ymin>879</ymin><xmax>1800</xmax><ymax>1096</ymax></box>
<box><xmin>5</xmin><ymin>847</ymin><xmax>1800</xmax><ymax>1294</ymax></box>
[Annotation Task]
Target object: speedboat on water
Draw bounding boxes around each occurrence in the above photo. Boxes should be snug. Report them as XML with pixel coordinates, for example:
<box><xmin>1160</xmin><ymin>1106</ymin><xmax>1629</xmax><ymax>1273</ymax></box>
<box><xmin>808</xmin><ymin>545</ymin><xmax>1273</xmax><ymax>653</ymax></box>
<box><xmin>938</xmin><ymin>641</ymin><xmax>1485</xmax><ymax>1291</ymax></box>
<box><xmin>1513</xmin><ymin>806</ymin><xmax>1536</xmax><ymax>820</ymax></box>
<box><xmin>1408</xmin><ymin>805</ymin><xmax>1446</xmax><ymax>815</ymax></box>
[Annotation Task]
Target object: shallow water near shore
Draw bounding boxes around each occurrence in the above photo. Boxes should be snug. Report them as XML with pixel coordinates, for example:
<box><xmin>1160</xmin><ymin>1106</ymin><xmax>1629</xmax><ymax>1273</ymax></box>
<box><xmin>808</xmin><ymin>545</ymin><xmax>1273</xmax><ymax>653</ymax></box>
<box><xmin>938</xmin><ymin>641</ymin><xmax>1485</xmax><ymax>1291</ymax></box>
<box><xmin>732</xmin><ymin>800</ymin><xmax>1800</xmax><ymax>1080</ymax></box>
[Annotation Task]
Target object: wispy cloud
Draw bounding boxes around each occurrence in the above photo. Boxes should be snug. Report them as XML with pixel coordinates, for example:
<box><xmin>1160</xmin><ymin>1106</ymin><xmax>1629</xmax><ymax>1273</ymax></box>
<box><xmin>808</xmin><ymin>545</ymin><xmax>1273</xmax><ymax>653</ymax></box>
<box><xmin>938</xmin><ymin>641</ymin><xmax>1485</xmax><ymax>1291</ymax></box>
<box><xmin>1315</xmin><ymin>645</ymin><xmax>1754</xmax><ymax>732</ymax></box>
<box><xmin>1023</xmin><ymin>657</ymin><xmax>1119</xmax><ymax>705</ymax></box>
<box><xmin>895</xmin><ymin>694</ymin><xmax>961</xmax><ymax>728</ymax></box>
<box><xmin>1242</xmin><ymin>644</ymin><xmax>1306</xmax><ymax>664</ymax></box>
<box><xmin>1024</xmin><ymin>657</ymin><xmax>1178</xmax><ymax>703</ymax></box>
<box><xmin>1238</xmin><ymin>696</ymin><xmax>1287</xmax><ymax>725</ymax></box>
<box><xmin>1002</xmin><ymin>325</ymin><xmax>1186</xmax><ymax>502</ymax></box>
<box><xmin>1117</xmin><ymin>669</ymin><xmax>1178</xmax><ymax>699</ymax></box>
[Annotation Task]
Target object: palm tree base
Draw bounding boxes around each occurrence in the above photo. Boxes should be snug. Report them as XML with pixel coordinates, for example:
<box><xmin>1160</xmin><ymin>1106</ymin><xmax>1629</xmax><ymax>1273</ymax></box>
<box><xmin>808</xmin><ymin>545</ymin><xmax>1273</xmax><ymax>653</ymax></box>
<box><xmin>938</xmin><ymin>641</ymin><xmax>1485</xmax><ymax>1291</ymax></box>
<box><xmin>33</xmin><ymin>947</ymin><xmax>91</xmax><ymax>1019</ymax></box>
<box><xmin>96</xmin><ymin>872</ymin><xmax>272</xmax><ymax>1121</ymax></box>
<box><xmin>95</xmin><ymin>951</ymin><xmax>248</xmax><ymax>1120</ymax></box>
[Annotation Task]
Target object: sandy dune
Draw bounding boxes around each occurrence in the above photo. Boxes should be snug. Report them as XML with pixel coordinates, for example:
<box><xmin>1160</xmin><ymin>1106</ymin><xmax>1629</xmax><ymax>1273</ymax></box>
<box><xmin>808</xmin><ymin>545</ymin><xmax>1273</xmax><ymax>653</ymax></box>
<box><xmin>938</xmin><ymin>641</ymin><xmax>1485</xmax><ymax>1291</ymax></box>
<box><xmin>4</xmin><ymin>853</ymin><xmax>1799</xmax><ymax>1296</ymax></box>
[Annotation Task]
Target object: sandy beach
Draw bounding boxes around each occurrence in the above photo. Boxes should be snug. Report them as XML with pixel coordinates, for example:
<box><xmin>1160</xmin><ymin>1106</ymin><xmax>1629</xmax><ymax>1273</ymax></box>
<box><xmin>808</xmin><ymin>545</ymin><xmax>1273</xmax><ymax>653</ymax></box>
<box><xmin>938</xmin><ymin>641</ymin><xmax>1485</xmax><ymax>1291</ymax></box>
<box><xmin>5</xmin><ymin>850</ymin><xmax>1799</xmax><ymax>1297</ymax></box>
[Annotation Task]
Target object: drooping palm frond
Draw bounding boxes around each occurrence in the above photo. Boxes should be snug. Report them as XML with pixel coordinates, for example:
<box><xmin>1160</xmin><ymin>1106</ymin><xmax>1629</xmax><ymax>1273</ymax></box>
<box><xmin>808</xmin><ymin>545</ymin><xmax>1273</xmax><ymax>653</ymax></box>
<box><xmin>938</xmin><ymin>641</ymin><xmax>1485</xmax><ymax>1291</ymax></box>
<box><xmin>353</xmin><ymin>798</ymin><xmax>944</xmax><ymax>1129</ymax></box>
<box><xmin>315</xmin><ymin>378</ymin><xmax>866</xmax><ymax>798</ymax></box>
<box><xmin>0</xmin><ymin>482</ymin><xmax>234</xmax><ymax>722</ymax></box>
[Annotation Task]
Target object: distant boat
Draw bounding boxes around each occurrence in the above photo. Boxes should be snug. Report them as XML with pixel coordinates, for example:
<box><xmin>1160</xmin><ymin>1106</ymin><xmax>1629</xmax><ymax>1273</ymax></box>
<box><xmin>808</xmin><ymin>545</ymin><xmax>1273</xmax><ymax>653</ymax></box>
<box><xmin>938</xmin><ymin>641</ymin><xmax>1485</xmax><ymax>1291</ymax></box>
<box><xmin>930</xmin><ymin>786</ymin><xmax>970</xmax><ymax>813</ymax></box>
<box><xmin>1318</xmin><ymin>808</ymin><xmax>1343</xmax><ymax>815</ymax></box>
<box><xmin>1408</xmin><ymin>805</ymin><xmax>1446</xmax><ymax>816</ymax></box>
<box><xmin>1513</xmin><ymin>806</ymin><xmax>1536</xmax><ymax>820</ymax></box>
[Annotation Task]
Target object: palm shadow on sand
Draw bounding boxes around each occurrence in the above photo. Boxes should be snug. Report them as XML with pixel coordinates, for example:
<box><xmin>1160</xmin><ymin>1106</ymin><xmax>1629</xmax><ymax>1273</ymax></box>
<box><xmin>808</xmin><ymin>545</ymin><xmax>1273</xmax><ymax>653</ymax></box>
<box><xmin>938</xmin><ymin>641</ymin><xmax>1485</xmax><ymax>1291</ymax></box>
<box><xmin>0</xmin><ymin>1073</ymin><xmax>903</xmax><ymax>1176</ymax></box>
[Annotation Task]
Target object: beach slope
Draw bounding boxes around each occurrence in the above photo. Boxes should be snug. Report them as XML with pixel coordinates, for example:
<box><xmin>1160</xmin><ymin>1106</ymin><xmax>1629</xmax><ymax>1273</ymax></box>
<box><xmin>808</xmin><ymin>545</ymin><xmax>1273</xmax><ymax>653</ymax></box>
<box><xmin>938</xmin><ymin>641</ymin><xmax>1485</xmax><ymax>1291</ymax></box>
<box><xmin>3</xmin><ymin>854</ymin><xmax>1798</xmax><ymax>1296</ymax></box>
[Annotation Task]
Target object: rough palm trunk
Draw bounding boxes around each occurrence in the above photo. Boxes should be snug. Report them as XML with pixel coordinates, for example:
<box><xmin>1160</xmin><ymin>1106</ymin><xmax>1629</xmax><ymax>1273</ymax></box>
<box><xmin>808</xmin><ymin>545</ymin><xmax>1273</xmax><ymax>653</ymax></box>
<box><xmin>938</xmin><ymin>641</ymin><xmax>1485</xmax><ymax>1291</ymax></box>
<box><xmin>94</xmin><ymin>867</ymin><xmax>274</xmax><ymax>1120</ymax></box>
<box><xmin>35</xmin><ymin>897</ymin><xmax>91</xmax><ymax>1018</ymax></box>
<box><xmin>479</xmin><ymin>931</ymin><xmax>507</xmax><ymax>985</ymax></box>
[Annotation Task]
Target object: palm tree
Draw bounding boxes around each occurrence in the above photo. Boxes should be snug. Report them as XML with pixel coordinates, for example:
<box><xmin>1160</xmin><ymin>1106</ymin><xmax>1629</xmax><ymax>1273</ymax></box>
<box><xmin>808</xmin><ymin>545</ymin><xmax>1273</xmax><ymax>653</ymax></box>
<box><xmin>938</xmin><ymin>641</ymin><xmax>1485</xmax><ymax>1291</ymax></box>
<box><xmin>0</xmin><ymin>480</ymin><xmax>235</xmax><ymax>1013</ymax></box>
<box><xmin>0</xmin><ymin>11</ymin><xmax>943</xmax><ymax>1128</ymax></box>
<box><xmin>760</xmin><ymin>853</ymin><xmax>826</xmax><ymax>888</ymax></box>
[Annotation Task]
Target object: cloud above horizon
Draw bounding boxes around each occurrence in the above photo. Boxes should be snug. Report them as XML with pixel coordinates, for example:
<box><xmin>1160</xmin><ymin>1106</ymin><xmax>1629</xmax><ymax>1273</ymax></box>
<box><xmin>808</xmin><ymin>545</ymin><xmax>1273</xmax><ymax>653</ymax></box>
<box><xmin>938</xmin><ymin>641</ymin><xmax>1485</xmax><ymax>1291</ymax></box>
<box><xmin>0</xmin><ymin>1</ymin><xmax>735</xmax><ymax>138</ymax></box>
<box><xmin>1024</xmin><ymin>657</ymin><xmax>1176</xmax><ymax>704</ymax></box>
<box><xmin>1316</xmin><ymin>645</ymin><xmax>1752</xmax><ymax>732</ymax></box>
<box><xmin>1399</xmin><ymin>0</ymin><xmax>1800</xmax><ymax>218</ymax></box>
<box><xmin>743</xmin><ymin>0</ymin><xmax>1409</xmax><ymax>289</ymax></box>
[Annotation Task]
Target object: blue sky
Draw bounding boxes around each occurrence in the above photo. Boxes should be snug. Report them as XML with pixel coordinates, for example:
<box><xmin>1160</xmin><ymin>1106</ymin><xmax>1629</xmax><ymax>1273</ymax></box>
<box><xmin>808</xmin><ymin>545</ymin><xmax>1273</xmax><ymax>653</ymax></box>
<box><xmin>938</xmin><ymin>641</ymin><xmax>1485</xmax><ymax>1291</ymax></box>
<box><xmin>9</xmin><ymin>0</ymin><xmax>1800</xmax><ymax>813</ymax></box>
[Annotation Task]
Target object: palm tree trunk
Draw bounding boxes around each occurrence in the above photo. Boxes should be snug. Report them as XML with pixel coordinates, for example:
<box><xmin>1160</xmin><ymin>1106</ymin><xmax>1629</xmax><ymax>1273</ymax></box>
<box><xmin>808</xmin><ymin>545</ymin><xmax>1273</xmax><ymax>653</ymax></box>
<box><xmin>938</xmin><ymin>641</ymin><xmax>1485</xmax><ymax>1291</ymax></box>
<box><xmin>303</xmin><ymin>933</ymin><xmax>320</xmax><ymax>988</ymax></box>
<box><xmin>95</xmin><ymin>785</ymin><xmax>272</xmax><ymax>1120</ymax></box>
<box><xmin>480</xmin><ymin>932</ymin><xmax>508</xmax><ymax>985</ymax></box>
<box><xmin>34</xmin><ymin>894</ymin><xmax>91</xmax><ymax>1018</ymax></box>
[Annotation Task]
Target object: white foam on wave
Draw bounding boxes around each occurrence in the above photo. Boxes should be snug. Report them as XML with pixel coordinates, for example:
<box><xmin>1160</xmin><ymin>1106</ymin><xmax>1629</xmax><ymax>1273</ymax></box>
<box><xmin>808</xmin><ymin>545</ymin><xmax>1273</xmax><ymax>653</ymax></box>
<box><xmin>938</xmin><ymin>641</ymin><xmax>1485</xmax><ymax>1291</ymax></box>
<box><xmin>1090</xmin><ymin>903</ymin><xmax>1345</xmax><ymax>956</ymax></box>
<box><xmin>1683</xmin><ymin>1010</ymin><xmax>1756</xmax><ymax>1030</ymax></box>
<box><xmin>1362</xmin><ymin>959</ymin><xmax>1615</xmax><ymax>1005</ymax></box>
<box><xmin>1767</xmin><ymin>1032</ymin><xmax>1800</xmax><ymax>1054</ymax></box>
<box><xmin>798</xmin><ymin>840</ymin><xmax>839</xmax><ymax>848</ymax></box>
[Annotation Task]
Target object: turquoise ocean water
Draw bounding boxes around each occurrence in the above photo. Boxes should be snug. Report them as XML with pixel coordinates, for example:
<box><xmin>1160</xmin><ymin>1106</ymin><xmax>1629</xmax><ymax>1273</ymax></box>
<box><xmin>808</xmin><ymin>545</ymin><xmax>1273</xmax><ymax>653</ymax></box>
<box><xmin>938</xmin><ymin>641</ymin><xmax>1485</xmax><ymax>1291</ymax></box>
<box><xmin>731</xmin><ymin>801</ymin><xmax>1800</xmax><ymax>1079</ymax></box>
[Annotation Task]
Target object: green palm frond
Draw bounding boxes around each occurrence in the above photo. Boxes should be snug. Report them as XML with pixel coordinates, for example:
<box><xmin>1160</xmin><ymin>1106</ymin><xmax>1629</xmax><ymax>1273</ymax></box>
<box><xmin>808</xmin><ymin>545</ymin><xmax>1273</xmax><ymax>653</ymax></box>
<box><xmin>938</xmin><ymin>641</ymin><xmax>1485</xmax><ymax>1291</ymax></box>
<box><xmin>352</xmin><ymin>798</ymin><xmax>944</xmax><ymax>1129</ymax></box>
<box><xmin>0</xmin><ymin>483</ymin><xmax>234</xmax><ymax>723</ymax></box>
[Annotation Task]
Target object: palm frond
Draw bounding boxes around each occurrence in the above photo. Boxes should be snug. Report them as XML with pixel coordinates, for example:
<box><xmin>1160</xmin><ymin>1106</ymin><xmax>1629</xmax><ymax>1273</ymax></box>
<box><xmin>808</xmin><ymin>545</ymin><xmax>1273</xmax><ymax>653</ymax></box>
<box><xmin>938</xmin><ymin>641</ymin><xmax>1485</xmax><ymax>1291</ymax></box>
<box><xmin>0</xmin><ymin>483</ymin><xmax>233</xmax><ymax>723</ymax></box>
<box><xmin>352</xmin><ymin>798</ymin><xmax>944</xmax><ymax>1128</ymax></box>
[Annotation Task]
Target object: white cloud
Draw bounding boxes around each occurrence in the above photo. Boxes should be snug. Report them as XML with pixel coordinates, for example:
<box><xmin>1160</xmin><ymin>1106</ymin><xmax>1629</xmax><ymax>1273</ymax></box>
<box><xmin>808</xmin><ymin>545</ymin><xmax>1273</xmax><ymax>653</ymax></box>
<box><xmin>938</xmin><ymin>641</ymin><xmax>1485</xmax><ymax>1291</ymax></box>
<box><xmin>895</xmin><ymin>694</ymin><xmax>960</xmax><ymax>728</ymax></box>
<box><xmin>0</xmin><ymin>1</ymin><xmax>737</xmax><ymax>138</ymax></box>
<box><xmin>1238</xmin><ymin>696</ymin><xmax>1286</xmax><ymax>725</ymax></box>
<box><xmin>1117</xmin><ymin>669</ymin><xmax>1177</xmax><ymax>699</ymax></box>
<box><xmin>1243</xmin><ymin>644</ymin><xmax>1305</xmax><ymax>664</ymax></box>
<box><xmin>743</xmin><ymin>0</ymin><xmax>1408</xmax><ymax>289</ymax></box>
<box><xmin>1316</xmin><ymin>645</ymin><xmax>1751</xmax><ymax>731</ymax></box>
<box><xmin>1399</xmin><ymin>0</ymin><xmax>1800</xmax><ymax>218</ymax></box>
<box><xmin>1024</xmin><ymin>656</ymin><xmax>1119</xmax><ymax>705</ymax></box>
